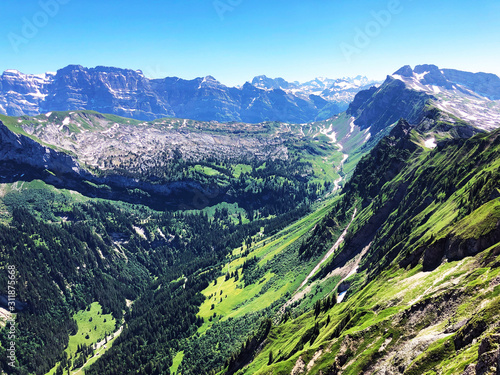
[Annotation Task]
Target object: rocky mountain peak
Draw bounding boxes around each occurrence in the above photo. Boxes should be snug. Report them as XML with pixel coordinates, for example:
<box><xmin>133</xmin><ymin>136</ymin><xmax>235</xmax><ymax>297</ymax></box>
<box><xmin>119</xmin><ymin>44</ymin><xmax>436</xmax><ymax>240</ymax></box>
<box><xmin>0</xmin><ymin>65</ymin><xmax>363</xmax><ymax>123</ymax></box>
<box><xmin>250</xmin><ymin>75</ymin><xmax>296</xmax><ymax>91</ymax></box>
<box><xmin>198</xmin><ymin>75</ymin><xmax>223</xmax><ymax>88</ymax></box>
<box><xmin>442</xmin><ymin>68</ymin><xmax>500</xmax><ymax>100</ymax></box>
<box><xmin>384</xmin><ymin>64</ymin><xmax>500</xmax><ymax>130</ymax></box>
<box><xmin>393</xmin><ymin>65</ymin><xmax>413</xmax><ymax>77</ymax></box>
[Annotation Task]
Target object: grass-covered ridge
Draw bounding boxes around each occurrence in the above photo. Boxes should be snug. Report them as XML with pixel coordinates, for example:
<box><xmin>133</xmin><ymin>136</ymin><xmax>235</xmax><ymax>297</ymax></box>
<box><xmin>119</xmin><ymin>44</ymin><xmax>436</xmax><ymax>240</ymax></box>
<box><xmin>225</xmin><ymin>121</ymin><xmax>500</xmax><ymax>374</ymax></box>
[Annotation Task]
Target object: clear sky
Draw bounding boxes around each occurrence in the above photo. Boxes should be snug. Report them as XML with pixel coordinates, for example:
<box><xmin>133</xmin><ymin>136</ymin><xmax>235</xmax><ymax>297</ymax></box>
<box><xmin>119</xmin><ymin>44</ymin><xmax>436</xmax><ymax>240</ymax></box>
<box><xmin>0</xmin><ymin>0</ymin><xmax>499</xmax><ymax>86</ymax></box>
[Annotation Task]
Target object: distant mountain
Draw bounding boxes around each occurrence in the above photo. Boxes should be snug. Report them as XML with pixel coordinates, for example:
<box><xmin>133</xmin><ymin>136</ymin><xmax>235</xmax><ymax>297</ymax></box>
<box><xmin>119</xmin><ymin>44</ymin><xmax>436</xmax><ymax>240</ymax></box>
<box><xmin>346</xmin><ymin>64</ymin><xmax>500</xmax><ymax>137</ymax></box>
<box><xmin>0</xmin><ymin>65</ymin><xmax>379</xmax><ymax>123</ymax></box>
<box><xmin>250</xmin><ymin>75</ymin><xmax>378</xmax><ymax>107</ymax></box>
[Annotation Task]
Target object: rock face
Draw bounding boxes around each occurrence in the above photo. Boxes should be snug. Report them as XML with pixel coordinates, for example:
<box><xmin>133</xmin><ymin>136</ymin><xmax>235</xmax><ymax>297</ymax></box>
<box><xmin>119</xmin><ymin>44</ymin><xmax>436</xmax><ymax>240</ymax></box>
<box><xmin>0</xmin><ymin>113</ymin><xmax>297</xmax><ymax>209</ymax></box>
<box><xmin>459</xmin><ymin>335</ymin><xmax>500</xmax><ymax>375</ymax></box>
<box><xmin>44</xmin><ymin>65</ymin><xmax>172</xmax><ymax>120</ymax></box>
<box><xmin>348</xmin><ymin>64</ymin><xmax>500</xmax><ymax>132</ymax></box>
<box><xmin>18</xmin><ymin>112</ymin><xmax>290</xmax><ymax>175</ymax></box>
<box><xmin>0</xmin><ymin>70</ymin><xmax>53</xmax><ymax>116</ymax></box>
<box><xmin>442</xmin><ymin>68</ymin><xmax>500</xmax><ymax>100</ymax></box>
<box><xmin>0</xmin><ymin>120</ymin><xmax>81</xmax><ymax>175</ymax></box>
<box><xmin>347</xmin><ymin>77</ymin><xmax>431</xmax><ymax>134</ymax></box>
<box><xmin>0</xmin><ymin>66</ymin><xmax>378</xmax><ymax>123</ymax></box>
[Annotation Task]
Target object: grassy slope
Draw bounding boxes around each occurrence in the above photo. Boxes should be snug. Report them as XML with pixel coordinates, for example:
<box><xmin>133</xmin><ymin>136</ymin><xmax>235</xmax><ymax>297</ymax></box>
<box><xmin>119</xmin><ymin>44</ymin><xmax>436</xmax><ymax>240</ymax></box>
<box><xmin>196</xmin><ymin>196</ymin><xmax>343</xmax><ymax>335</ymax></box>
<box><xmin>170</xmin><ymin>351</ymin><xmax>185</xmax><ymax>374</ymax></box>
<box><xmin>228</xmin><ymin>129</ymin><xmax>500</xmax><ymax>374</ymax></box>
<box><xmin>46</xmin><ymin>302</ymin><xmax>119</xmax><ymax>375</ymax></box>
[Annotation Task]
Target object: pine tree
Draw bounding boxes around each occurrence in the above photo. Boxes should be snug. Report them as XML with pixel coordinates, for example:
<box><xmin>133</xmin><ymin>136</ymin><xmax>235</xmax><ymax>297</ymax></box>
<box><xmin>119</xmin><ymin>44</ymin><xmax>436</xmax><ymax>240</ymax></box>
<box><xmin>314</xmin><ymin>300</ymin><xmax>321</xmax><ymax>318</ymax></box>
<box><xmin>268</xmin><ymin>350</ymin><xmax>273</xmax><ymax>365</ymax></box>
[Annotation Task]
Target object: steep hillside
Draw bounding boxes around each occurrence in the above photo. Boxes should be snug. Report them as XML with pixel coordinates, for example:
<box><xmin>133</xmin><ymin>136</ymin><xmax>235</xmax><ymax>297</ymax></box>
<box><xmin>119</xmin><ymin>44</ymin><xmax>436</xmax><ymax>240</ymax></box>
<box><xmin>231</xmin><ymin>118</ymin><xmax>500</xmax><ymax>375</ymax></box>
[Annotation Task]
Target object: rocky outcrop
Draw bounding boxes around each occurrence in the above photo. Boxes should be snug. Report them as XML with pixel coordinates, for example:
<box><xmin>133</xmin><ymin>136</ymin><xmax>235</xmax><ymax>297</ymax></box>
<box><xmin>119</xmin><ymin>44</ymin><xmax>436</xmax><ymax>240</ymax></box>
<box><xmin>349</xmin><ymin>64</ymin><xmax>500</xmax><ymax>133</ymax></box>
<box><xmin>44</xmin><ymin>65</ymin><xmax>172</xmax><ymax>120</ymax></box>
<box><xmin>420</xmin><ymin>218</ymin><xmax>500</xmax><ymax>271</ymax></box>
<box><xmin>0</xmin><ymin>120</ymin><xmax>224</xmax><ymax>209</ymax></box>
<box><xmin>0</xmin><ymin>115</ymin><xmax>298</xmax><ymax>210</ymax></box>
<box><xmin>442</xmin><ymin>68</ymin><xmax>500</xmax><ymax>100</ymax></box>
<box><xmin>0</xmin><ymin>120</ymin><xmax>82</xmax><ymax>175</ymax></box>
<box><xmin>346</xmin><ymin>77</ymin><xmax>432</xmax><ymax>134</ymax></box>
<box><xmin>460</xmin><ymin>335</ymin><xmax>500</xmax><ymax>375</ymax></box>
<box><xmin>0</xmin><ymin>70</ymin><xmax>53</xmax><ymax>116</ymax></box>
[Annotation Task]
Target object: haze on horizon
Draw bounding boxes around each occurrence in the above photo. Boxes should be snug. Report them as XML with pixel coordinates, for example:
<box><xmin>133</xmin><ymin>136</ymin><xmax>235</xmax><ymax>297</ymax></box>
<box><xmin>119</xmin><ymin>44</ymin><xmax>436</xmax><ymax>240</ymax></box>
<box><xmin>0</xmin><ymin>0</ymin><xmax>499</xmax><ymax>86</ymax></box>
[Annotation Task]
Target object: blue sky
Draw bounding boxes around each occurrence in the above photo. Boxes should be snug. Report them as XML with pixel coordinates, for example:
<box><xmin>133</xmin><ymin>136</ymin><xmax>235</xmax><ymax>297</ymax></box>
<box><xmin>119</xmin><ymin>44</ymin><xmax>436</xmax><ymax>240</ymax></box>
<box><xmin>0</xmin><ymin>0</ymin><xmax>499</xmax><ymax>86</ymax></box>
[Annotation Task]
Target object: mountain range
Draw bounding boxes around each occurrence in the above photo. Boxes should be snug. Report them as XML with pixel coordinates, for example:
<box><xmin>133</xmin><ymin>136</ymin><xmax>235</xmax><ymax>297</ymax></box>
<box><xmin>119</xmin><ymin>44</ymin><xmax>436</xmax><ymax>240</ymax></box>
<box><xmin>0</xmin><ymin>65</ymin><xmax>379</xmax><ymax>124</ymax></box>
<box><xmin>1</xmin><ymin>64</ymin><xmax>500</xmax><ymax>375</ymax></box>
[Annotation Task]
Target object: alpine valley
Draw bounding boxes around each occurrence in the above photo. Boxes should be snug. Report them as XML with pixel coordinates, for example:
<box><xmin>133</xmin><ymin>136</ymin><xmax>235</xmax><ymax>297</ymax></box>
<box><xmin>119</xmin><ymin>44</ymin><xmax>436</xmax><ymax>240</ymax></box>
<box><xmin>1</xmin><ymin>64</ymin><xmax>500</xmax><ymax>375</ymax></box>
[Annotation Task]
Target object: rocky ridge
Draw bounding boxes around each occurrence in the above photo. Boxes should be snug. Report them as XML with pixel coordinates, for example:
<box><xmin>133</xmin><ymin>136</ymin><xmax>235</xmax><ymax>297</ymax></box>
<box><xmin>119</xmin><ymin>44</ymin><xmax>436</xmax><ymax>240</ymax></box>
<box><xmin>0</xmin><ymin>65</ymin><xmax>378</xmax><ymax>123</ymax></box>
<box><xmin>346</xmin><ymin>64</ymin><xmax>500</xmax><ymax>139</ymax></box>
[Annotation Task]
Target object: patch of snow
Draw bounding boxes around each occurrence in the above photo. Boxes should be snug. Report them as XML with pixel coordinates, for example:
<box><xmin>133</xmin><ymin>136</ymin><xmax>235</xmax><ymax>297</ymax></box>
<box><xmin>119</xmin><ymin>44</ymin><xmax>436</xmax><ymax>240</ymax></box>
<box><xmin>424</xmin><ymin>137</ymin><xmax>437</xmax><ymax>149</ymax></box>
<box><xmin>347</xmin><ymin>117</ymin><xmax>355</xmax><ymax>137</ymax></box>
<box><xmin>198</xmin><ymin>76</ymin><xmax>208</xmax><ymax>89</ymax></box>
<box><xmin>28</xmin><ymin>91</ymin><xmax>48</xmax><ymax>99</ymax></box>
<box><xmin>319</xmin><ymin>124</ymin><xmax>337</xmax><ymax>143</ymax></box>
<box><xmin>247</xmin><ymin>97</ymin><xmax>257</xmax><ymax>109</ymax></box>
<box><xmin>33</xmin><ymin>73</ymin><xmax>47</xmax><ymax>80</ymax></box>
<box><xmin>133</xmin><ymin>226</ymin><xmax>147</xmax><ymax>239</ymax></box>
<box><xmin>414</xmin><ymin>71</ymin><xmax>430</xmax><ymax>81</ymax></box>
<box><xmin>391</xmin><ymin>74</ymin><xmax>405</xmax><ymax>82</ymax></box>
<box><xmin>333</xmin><ymin>177</ymin><xmax>342</xmax><ymax>192</ymax></box>
<box><xmin>432</xmin><ymin>85</ymin><xmax>441</xmax><ymax>94</ymax></box>
<box><xmin>337</xmin><ymin>290</ymin><xmax>347</xmax><ymax>303</ymax></box>
<box><xmin>63</xmin><ymin>117</ymin><xmax>70</xmax><ymax>125</ymax></box>
<box><xmin>157</xmin><ymin>228</ymin><xmax>167</xmax><ymax>240</ymax></box>
<box><xmin>45</xmin><ymin>112</ymin><xmax>52</xmax><ymax>117</ymax></box>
